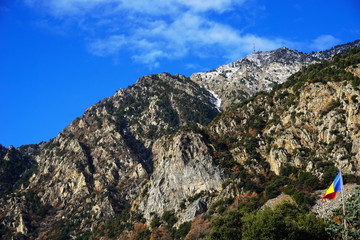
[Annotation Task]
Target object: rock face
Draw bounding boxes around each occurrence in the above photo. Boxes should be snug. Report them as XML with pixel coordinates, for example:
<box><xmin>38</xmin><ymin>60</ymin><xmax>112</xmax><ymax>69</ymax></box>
<box><xmin>137</xmin><ymin>130</ymin><xmax>224</xmax><ymax>223</ymax></box>
<box><xmin>206</xmin><ymin>54</ymin><xmax>360</xmax><ymax>179</ymax></box>
<box><xmin>1</xmin><ymin>42</ymin><xmax>360</xmax><ymax>239</ymax></box>
<box><xmin>191</xmin><ymin>40</ymin><xmax>360</xmax><ymax>110</ymax></box>
<box><xmin>263</xmin><ymin>193</ymin><xmax>295</xmax><ymax>210</ymax></box>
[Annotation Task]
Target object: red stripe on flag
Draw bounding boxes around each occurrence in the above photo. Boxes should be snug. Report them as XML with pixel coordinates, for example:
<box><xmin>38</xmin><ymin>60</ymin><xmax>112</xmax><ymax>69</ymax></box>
<box><xmin>322</xmin><ymin>191</ymin><xmax>337</xmax><ymax>201</ymax></box>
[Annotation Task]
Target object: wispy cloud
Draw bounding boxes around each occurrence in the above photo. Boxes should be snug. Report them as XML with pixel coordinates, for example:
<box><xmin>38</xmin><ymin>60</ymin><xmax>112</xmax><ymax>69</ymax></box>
<box><xmin>24</xmin><ymin>0</ymin><xmax>341</xmax><ymax>67</ymax></box>
<box><xmin>25</xmin><ymin>0</ymin><xmax>118</xmax><ymax>16</ymax></box>
<box><xmin>310</xmin><ymin>34</ymin><xmax>341</xmax><ymax>51</ymax></box>
<box><xmin>88</xmin><ymin>35</ymin><xmax>127</xmax><ymax>56</ymax></box>
<box><xmin>25</xmin><ymin>0</ymin><xmax>244</xmax><ymax>16</ymax></box>
<box><xmin>86</xmin><ymin>9</ymin><xmax>289</xmax><ymax>66</ymax></box>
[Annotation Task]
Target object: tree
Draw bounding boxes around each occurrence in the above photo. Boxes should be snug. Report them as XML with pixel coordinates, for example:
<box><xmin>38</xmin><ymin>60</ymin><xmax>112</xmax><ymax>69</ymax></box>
<box><xmin>150</xmin><ymin>214</ymin><xmax>161</xmax><ymax>229</ymax></box>
<box><xmin>326</xmin><ymin>186</ymin><xmax>360</xmax><ymax>239</ymax></box>
<box><xmin>241</xmin><ymin>202</ymin><xmax>328</xmax><ymax>240</ymax></box>
<box><xmin>207</xmin><ymin>210</ymin><xmax>244</xmax><ymax>240</ymax></box>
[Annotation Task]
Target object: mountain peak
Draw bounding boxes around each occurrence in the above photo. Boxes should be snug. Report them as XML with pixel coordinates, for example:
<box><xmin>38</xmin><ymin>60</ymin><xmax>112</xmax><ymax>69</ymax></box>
<box><xmin>190</xmin><ymin>40</ymin><xmax>360</xmax><ymax>110</ymax></box>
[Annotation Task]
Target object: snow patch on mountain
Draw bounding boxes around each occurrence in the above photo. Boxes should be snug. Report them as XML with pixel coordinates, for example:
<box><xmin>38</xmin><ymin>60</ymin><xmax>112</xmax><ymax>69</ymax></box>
<box><xmin>208</xmin><ymin>90</ymin><xmax>222</xmax><ymax>112</ymax></box>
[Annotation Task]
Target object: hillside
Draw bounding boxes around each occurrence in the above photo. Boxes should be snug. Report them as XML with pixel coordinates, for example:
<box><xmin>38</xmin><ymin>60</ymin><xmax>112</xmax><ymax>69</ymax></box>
<box><xmin>0</xmin><ymin>73</ymin><xmax>220</xmax><ymax>239</ymax></box>
<box><xmin>129</xmin><ymin>47</ymin><xmax>360</xmax><ymax>238</ymax></box>
<box><xmin>191</xmin><ymin>40</ymin><xmax>360</xmax><ymax>110</ymax></box>
<box><xmin>1</xmin><ymin>44</ymin><xmax>360</xmax><ymax>239</ymax></box>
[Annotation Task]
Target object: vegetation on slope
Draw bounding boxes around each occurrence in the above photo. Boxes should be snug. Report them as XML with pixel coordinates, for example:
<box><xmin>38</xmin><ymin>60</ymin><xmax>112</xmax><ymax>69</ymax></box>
<box><xmin>208</xmin><ymin>201</ymin><xmax>328</xmax><ymax>240</ymax></box>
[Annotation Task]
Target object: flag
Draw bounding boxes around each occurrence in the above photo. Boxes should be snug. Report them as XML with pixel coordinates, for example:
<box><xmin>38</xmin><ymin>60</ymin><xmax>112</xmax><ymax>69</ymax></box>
<box><xmin>322</xmin><ymin>171</ymin><xmax>343</xmax><ymax>201</ymax></box>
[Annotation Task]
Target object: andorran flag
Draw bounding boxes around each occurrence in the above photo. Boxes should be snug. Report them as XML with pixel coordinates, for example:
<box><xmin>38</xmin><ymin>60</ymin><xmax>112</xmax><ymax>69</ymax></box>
<box><xmin>322</xmin><ymin>172</ymin><xmax>343</xmax><ymax>201</ymax></box>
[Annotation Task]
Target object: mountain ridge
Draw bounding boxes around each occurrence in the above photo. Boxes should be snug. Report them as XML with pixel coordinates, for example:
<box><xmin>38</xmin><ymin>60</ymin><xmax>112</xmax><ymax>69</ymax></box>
<box><xmin>1</xmin><ymin>40</ymin><xmax>360</xmax><ymax>239</ymax></box>
<box><xmin>190</xmin><ymin>39</ymin><xmax>360</xmax><ymax>110</ymax></box>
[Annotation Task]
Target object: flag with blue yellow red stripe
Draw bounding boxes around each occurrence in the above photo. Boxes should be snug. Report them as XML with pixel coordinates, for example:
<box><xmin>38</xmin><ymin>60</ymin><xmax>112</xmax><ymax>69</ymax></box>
<box><xmin>322</xmin><ymin>172</ymin><xmax>343</xmax><ymax>201</ymax></box>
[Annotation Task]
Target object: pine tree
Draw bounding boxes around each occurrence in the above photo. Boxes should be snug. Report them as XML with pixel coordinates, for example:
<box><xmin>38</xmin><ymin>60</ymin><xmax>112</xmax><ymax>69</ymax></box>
<box><xmin>326</xmin><ymin>186</ymin><xmax>360</xmax><ymax>239</ymax></box>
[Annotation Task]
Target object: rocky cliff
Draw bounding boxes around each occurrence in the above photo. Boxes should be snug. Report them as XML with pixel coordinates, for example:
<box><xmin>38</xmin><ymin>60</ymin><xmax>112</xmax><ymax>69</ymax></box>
<box><xmin>0</xmin><ymin>73</ymin><xmax>219</xmax><ymax>239</ymax></box>
<box><xmin>137</xmin><ymin>130</ymin><xmax>224</xmax><ymax>224</ymax></box>
<box><xmin>191</xmin><ymin>40</ymin><xmax>360</xmax><ymax>110</ymax></box>
<box><xmin>1</xmin><ymin>43</ymin><xmax>360</xmax><ymax>240</ymax></box>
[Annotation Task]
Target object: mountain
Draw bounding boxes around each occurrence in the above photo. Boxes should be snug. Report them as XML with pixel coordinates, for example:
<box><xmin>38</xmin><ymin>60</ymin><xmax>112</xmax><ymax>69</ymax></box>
<box><xmin>191</xmin><ymin>39</ymin><xmax>360</xmax><ymax>110</ymax></box>
<box><xmin>0</xmin><ymin>73</ymin><xmax>220</xmax><ymax>239</ymax></box>
<box><xmin>1</xmin><ymin>41</ymin><xmax>360</xmax><ymax>239</ymax></box>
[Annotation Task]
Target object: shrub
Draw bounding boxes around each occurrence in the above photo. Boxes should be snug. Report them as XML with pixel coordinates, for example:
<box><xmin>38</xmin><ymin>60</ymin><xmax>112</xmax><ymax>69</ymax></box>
<box><xmin>136</xmin><ymin>229</ymin><xmax>151</xmax><ymax>240</ymax></box>
<box><xmin>297</xmin><ymin>171</ymin><xmax>321</xmax><ymax>190</ymax></box>
<box><xmin>150</xmin><ymin>214</ymin><xmax>161</xmax><ymax>229</ymax></box>
<box><xmin>322</xmin><ymin>166</ymin><xmax>339</xmax><ymax>187</ymax></box>
<box><xmin>161</xmin><ymin>211</ymin><xmax>177</xmax><ymax>228</ymax></box>
<box><xmin>241</xmin><ymin>202</ymin><xmax>328</xmax><ymax>240</ymax></box>
<box><xmin>279</xmin><ymin>164</ymin><xmax>297</xmax><ymax>177</ymax></box>
<box><xmin>208</xmin><ymin>210</ymin><xmax>244</xmax><ymax>240</ymax></box>
<box><xmin>75</xmin><ymin>232</ymin><xmax>91</xmax><ymax>240</ymax></box>
<box><xmin>174</xmin><ymin>221</ymin><xmax>191</xmax><ymax>239</ymax></box>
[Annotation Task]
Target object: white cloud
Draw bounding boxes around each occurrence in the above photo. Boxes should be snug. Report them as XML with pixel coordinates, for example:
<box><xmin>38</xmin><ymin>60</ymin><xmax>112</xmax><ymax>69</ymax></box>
<box><xmin>175</xmin><ymin>0</ymin><xmax>245</xmax><ymax>13</ymax></box>
<box><xmin>24</xmin><ymin>0</ymin><xmax>301</xmax><ymax>67</ymax></box>
<box><xmin>25</xmin><ymin>0</ymin><xmax>243</xmax><ymax>16</ymax></box>
<box><xmin>25</xmin><ymin>0</ymin><xmax>115</xmax><ymax>16</ymax></box>
<box><xmin>84</xmin><ymin>9</ymin><xmax>290</xmax><ymax>65</ymax></box>
<box><xmin>128</xmin><ymin>11</ymin><xmax>289</xmax><ymax>62</ymax></box>
<box><xmin>132</xmin><ymin>50</ymin><xmax>164</xmax><ymax>68</ymax></box>
<box><xmin>310</xmin><ymin>34</ymin><xmax>340</xmax><ymax>51</ymax></box>
<box><xmin>88</xmin><ymin>35</ymin><xmax>127</xmax><ymax>56</ymax></box>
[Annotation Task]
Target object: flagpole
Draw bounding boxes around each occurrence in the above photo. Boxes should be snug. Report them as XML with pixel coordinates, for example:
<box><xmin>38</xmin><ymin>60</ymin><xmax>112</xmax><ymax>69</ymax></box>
<box><xmin>340</xmin><ymin>167</ymin><xmax>347</xmax><ymax>239</ymax></box>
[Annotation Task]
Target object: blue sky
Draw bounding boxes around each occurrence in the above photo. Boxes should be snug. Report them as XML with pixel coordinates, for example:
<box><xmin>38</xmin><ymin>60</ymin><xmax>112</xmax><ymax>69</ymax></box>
<box><xmin>1</xmin><ymin>0</ymin><xmax>359</xmax><ymax>148</ymax></box>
